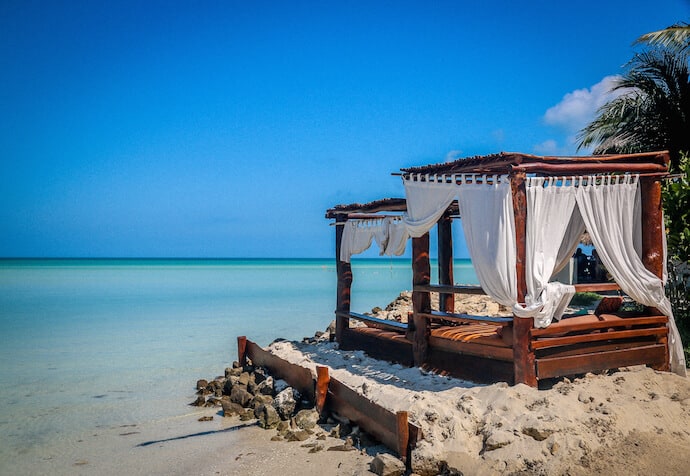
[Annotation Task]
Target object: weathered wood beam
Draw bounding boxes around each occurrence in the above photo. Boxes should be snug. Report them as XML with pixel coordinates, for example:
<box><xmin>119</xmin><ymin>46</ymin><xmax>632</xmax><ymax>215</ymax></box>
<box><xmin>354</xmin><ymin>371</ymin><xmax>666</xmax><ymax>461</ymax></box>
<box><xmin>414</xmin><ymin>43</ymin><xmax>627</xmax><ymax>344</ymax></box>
<box><xmin>437</xmin><ymin>212</ymin><xmax>454</xmax><ymax>313</ymax></box>
<box><xmin>514</xmin><ymin>162</ymin><xmax>667</xmax><ymax>175</ymax></box>
<box><xmin>335</xmin><ymin>215</ymin><xmax>352</xmax><ymax>344</ymax></box>
<box><xmin>511</xmin><ymin>171</ymin><xmax>537</xmax><ymax>386</ymax></box>
<box><xmin>411</xmin><ymin>233</ymin><xmax>431</xmax><ymax>367</ymax></box>
<box><xmin>640</xmin><ymin>176</ymin><xmax>670</xmax><ymax>371</ymax></box>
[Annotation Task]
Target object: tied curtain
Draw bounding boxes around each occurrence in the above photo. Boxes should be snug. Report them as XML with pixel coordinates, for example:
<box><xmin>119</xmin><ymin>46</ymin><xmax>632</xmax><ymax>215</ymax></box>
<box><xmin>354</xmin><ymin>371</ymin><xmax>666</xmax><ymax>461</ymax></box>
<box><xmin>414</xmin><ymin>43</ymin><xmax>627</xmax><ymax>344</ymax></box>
<box><xmin>339</xmin><ymin>217</ymin><xmax>409</xmax><ymax>263</ymax></box>
<box><xmin>575</xmin><ymin>175</ymin><xmax>685</xmax><ymax>375</ymax></box>
<box><xmin>402</xmin><ymin>173</ymin><xmax>685</xmax><ymax>375</ymax></box>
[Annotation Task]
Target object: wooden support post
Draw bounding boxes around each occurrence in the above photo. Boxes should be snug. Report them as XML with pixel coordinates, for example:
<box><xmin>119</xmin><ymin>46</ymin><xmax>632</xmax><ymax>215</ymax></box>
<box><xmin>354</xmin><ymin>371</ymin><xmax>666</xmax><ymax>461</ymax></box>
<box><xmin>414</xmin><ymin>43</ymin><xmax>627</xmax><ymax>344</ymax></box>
<box><xmin>335</xmin><ymin>216</ymin><xmax>352</xmax><ymax>344</ymax></box>
<box><xmin>396</xmin><ymin>411</ymin><xmax>410</xmax><ymax>464</ymax></box>
<box><xmin>315</xmin><ymin>366</ymin><xmax>330</xmax><ymax>415</ymax></box>
<box><xmin>640</xmin><ymin>176</ymin><xmax>670</xmax><ymax>371</ymax></box>
<box><xmin>237</xmin><ymin>335</ymin><xmax>247</xmax><ymax>367</ymax></box>
<box><xmin>511</xmin><ymin>172</ymin><xmax>537</xmax><ymax>386</ymax></box>
<box><xmin>411</xmin><ymin>233</ymin><xmax>431</xmax><ymax>367</ymax></box>
<box><xmin>437</xmin><ymin>211</ymin><xmax>454</xmax><ymax>313</ymax></box>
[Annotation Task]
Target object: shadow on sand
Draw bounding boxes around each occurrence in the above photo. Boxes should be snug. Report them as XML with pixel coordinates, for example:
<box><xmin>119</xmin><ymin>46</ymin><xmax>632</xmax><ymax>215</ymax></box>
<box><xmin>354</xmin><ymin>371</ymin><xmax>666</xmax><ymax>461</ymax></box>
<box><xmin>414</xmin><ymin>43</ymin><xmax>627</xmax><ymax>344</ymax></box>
<box><xmin>136</xmin><ymin>421</ymin><xmax>258</xmax><ymax>447</ymax></box>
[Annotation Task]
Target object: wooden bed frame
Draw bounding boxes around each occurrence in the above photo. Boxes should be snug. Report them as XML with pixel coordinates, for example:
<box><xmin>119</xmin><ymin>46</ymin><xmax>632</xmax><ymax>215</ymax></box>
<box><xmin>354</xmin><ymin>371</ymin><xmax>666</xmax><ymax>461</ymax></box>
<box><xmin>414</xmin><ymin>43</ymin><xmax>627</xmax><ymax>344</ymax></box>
<box><xmin>326</xmin><ymin>151</ymin><xmax>672</xmax><ymax>387</ymax></box>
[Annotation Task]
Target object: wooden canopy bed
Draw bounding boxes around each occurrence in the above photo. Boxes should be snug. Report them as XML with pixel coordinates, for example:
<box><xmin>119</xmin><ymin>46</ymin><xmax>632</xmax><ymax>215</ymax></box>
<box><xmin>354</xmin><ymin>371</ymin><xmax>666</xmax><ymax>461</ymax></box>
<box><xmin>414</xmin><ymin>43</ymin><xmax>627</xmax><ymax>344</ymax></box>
<box><xmin>326</xmin><ymin>151</ymin><xmax>685</xmax><ymax>387</ymax></box>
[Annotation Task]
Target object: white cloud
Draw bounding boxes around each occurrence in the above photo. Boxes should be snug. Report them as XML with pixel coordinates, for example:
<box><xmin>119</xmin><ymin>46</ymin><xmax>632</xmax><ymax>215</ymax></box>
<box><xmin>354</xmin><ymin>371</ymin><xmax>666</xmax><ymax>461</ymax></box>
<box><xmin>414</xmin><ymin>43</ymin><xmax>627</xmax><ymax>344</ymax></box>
<box><xmin>445</xmin><ymin>150</ymin><xmax>463</xmax><ymax>162</ymax></box>
<box><xmin>543</xmin><ymin>75</ymin><xmax>623</xmax><ymax>133</ymax></box>
<box><xmin>532</xmin><ymin>139</ymin><xmax>559</xmax><ymax>155</ymax></box>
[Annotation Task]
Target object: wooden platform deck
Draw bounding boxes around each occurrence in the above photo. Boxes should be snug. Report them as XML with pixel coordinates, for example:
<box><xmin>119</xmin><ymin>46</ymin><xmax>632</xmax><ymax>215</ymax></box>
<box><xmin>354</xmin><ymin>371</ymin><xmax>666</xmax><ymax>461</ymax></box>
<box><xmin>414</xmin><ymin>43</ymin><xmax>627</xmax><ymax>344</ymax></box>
<box><xmin>338</xmin><ymin>311</ymin><xmax>669</xmax><ymax>384</ymax></box>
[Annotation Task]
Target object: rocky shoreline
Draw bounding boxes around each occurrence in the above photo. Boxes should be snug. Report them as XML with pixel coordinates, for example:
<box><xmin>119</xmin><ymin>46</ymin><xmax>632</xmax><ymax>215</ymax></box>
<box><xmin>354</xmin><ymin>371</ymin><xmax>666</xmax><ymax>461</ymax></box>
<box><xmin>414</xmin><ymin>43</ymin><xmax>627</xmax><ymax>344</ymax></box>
<box><xmin>192</xmin><ymin>348</ymin><xmax>411</xmax><ymax>476</ymax></box>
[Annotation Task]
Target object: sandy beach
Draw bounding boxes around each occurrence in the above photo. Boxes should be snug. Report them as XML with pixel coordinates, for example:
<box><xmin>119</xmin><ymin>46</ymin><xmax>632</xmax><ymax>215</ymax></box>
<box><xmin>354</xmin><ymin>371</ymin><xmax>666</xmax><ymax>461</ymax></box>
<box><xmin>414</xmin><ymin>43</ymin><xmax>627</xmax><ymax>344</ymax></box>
<box><xmin>7</xmin><ymin>290</ymin><xmax>689</xmax><ymax>476</ymax></box>
<box><xmin>19</xmin><ymin>338</ymin><xmax>689</xmax><ymax>476</ymax></box>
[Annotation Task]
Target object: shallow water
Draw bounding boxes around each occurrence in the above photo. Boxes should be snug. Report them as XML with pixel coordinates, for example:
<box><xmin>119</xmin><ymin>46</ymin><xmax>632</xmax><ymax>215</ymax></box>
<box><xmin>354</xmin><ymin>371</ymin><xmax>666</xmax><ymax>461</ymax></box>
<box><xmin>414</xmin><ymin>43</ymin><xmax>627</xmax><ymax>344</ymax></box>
<box><xmin>0</xmin><ymin>258</ymin><xmax>477</xmax><ymax>471</ymax></box>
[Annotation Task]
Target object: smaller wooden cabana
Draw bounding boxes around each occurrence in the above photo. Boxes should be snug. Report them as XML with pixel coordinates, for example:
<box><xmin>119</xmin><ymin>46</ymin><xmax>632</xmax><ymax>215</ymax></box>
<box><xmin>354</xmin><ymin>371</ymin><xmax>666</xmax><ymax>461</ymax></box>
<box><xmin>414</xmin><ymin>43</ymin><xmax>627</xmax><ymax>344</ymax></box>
<box><xmin>327</xmin><ymin>151</ymin><xmax>685</xmax><ymax>387</ymax></box>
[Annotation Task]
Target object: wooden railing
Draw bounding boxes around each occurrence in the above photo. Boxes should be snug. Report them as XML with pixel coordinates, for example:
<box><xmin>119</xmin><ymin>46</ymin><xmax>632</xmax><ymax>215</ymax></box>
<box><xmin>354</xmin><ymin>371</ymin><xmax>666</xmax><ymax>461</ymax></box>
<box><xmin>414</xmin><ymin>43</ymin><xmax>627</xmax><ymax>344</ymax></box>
<box><xmin>337</xmin><ymin>311</ymin><xmax>408</xmax><ymax>332</ymax></box>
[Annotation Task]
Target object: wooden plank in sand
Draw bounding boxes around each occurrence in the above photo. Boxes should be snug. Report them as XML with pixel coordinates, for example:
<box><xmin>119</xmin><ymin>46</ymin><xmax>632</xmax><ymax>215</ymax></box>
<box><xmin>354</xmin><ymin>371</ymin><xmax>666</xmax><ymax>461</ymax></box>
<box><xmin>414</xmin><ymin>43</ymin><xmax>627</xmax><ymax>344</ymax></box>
<box><xmin>321</xmin><ymin>367</ymin><xmax>421</xmax><ymax>465</ymax></box>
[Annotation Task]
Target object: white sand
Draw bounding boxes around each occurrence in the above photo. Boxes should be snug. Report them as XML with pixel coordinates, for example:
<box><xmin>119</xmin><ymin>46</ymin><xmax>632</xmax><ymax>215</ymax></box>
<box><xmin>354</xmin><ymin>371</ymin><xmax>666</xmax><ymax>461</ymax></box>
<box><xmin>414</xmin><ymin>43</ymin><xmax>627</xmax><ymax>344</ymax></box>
<box><xmin>3</xmin><ymin>407</ymin><xmax>375</xmax><ymax>476</ymax></box>
<box><xmin>269</xmin><ymin>339</ymin><xmax>690</xmax><ymax>475</ymax></box>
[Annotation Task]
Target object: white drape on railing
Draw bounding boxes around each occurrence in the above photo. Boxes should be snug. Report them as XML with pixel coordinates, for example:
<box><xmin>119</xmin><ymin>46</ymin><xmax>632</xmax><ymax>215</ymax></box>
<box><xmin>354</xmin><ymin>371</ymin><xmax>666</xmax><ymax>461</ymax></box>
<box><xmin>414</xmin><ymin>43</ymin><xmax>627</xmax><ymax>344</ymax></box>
<box><xmin>339</xmin><ymin>217</ymin><xmax>409</xmax><ymax>263</ymax></box>
<box><xmin>575</xmin><ymin>175</ymin><xmax>686</xmax><ymax>375</ymax></box>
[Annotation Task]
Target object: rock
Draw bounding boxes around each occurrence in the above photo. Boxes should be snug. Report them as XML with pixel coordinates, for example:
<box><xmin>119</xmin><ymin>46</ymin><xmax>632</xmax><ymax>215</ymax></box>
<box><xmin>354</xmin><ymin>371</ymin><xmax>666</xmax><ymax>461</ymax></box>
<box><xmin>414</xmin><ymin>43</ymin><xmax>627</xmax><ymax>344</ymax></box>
<box><xmin>276</xmin><ymin>420</ymin><xmax>290</xmax><ymax>435</ymax></box>
<box><xmin>285</xmin><ymin>429</ymin><xmax>311</xmax><ymax>442</ymax></box>
<box><xmin>308</xmin><ymin>443</ymin><xmax>324</xmax><ymax>453</ymax></box>
<box><xmin>225</xmin><ymin>366</ymin><xmax>242</xmax><ymax>378</ymax></box>
<box><xmin>252</xmin><ymin>394</ymin><xmax>274</xmax><ymax>409</ymax></box>
<box><xmin>230</xmin><ymin>386</ymin><xmax>253</xmax><ymax>407</ymax></box>
<box><xmin>205</xmin><ymin>396</ymin><xmax>223</xmax><ymax>407</ymax></box>
<box><xmin>370</xmin><ymin>453</ymin><xmax>405</xmax><ymax>476</ymax></box>
<box><xmin>256</xmin><ymin>404</ymin><xmax>280</xmax><ymax>429</ymax></box>
<box><xmin>273</xmin><ymin>387</ymin><xmax>297</xmax><ymax>420</ymax></box>
<box><xmin>255</xmin><ymin>376</ymin><xmax>274</xmax><ymax>396</ymax></box>
<box><xmin>522</xmin><ymin>426</ymin><xmax>553</xmax><ymax>441</ymax></box>
<box><xmin>239</xmin><ymin>409</ymin><xmax>255</xmax><ymax>421</ymax></box>
<box><xmin>238</xmin><ymin>372</ymin><xmax>251</xmax><ymax>387</ymax></box>
<box><xmin>253</xmin><ymin>368</ymin><xmax>267</xmax><ymax>384</ymax></box>
<box><xmin>190</xmin><ymin>396</ymin><xmax>207</xmax><ymax>407</ymax></box>
<box><xmin>327</xmin><ymin>443</ymin><xmax>356</xmax><ymax>451</ymax></box>
<box><xmin>223</xmin><ymin>376</ymin><xmax>239</xmax><ymax>396</ymax></box>
<box><xmin>483</xmin><ymin>429</ymin><xmax>514</xmax><ymax>451</ymax></box>
<box><xmin>326</xmin><ymin>320</ymin><xmax>336</xmax><ymax>341</ymax></box>
<box><xmin>196</xmin><ymin>379</ymin><xmax>208</xmax><ymax>390</ymax></box>
<box><xmin>294</xmin><ymin>408</ymin><xmax>319</xmax><ymax>430</ymax></box>
<box><xmin>222</xmin><ymin>400</ymin><xmax>245</xmax><ymax>417</ymax></box>
<box><xmin>198</xmin><ymin>415</ymin><xmax>213</xmax><ymax>422</ymax></box>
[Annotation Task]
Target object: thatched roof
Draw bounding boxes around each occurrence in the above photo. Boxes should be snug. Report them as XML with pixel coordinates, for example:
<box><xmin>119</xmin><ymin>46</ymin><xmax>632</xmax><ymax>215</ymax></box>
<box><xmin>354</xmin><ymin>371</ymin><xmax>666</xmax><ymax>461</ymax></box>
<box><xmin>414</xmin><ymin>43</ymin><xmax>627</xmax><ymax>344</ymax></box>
<box><xmin>399</xmin><ymin>151</ymin><xmax>670</xmax><ymax>176</ymax></box>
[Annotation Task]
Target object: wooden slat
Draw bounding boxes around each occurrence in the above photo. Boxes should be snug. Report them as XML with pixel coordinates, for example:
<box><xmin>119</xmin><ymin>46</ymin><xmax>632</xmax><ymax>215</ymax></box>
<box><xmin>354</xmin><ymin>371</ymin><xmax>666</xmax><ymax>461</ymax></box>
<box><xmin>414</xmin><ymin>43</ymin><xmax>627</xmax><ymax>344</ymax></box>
<box><xmin>419</xmin><ymin>310</ymin><xmax>513</xmax><ymax>325</ymax></box>
<box><xmin>424</xmin><ymin>346</ymin><xmax>514</xmax><ymax>383</ymax></box>
<box><xmin>531</xmin><ymin>315</ymin><xmax>668</xmax><ymax>337</ymax></box>
<box><xmin>245</xmin><ymin>340</ymin><xmax>315</xmax><ymax>402</ymax></box>
<box><xmin>536</xmin><ymin>344</ymin><xmax>667</xmax><ymax>379</ymax></box>
<box><xmin>516</xmin><ymin>162</ymin><xmax>667</xmax><ymax>175</ymax></box>
<box><xmin>429</xmin><ymin>336</ymin><xmax>513</xmax><ymax>361</ymax></box>
<box><xmin>315</xmin><ymin>366</ymin><xmax>330</xmax><ymax>415</ymax></box>
<box><xmin>341</xmin><ymin>327</ymin><xmax>414</xmax><ymax>366</ymax></box>
<box><xmin>326</xmin><ymin>377</ymin><xmax>421</xmax><ymax>460</ymax></box>
<box><xmin>414</xmin><ymin>284</ymin><xmax>486</xmax><ymax>295</ymax></box>
<box><xmin>573</xmin><ymin>283</ymin><xmax>621</xmax><ymax>292</ymax></box>
<box><xmin>339</xmin><ymin>311</ymin><xmax>407</xmax><ymax>331</ymax></box>
<box><xmin>535</xmin><ymin>339</ymin><xmax>660</xmax><ymax>359</ymax></box>
<box><xmin>531</xmin><ymin>327</ymin><xmax>668</xmax><ymax>350</ymax></box>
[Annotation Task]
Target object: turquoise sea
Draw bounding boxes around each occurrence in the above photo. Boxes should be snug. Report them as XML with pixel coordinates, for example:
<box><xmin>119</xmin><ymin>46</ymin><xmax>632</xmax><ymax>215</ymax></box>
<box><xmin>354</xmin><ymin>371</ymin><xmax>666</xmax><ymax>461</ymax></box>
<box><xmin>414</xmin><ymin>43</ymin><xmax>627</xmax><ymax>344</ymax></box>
<box><xmin>0</xmin><ymin>258</ymin><xmax>478</xmax><ymax>472</ymax></box>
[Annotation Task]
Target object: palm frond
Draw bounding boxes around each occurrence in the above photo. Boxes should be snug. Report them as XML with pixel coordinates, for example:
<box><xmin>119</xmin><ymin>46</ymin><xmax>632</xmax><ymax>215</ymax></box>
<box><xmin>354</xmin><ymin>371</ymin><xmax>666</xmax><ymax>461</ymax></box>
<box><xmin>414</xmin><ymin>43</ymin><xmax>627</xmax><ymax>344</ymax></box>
<box><xmin>635</xmin><ymin>22</ymin><xmax>690</xmax><ymax>54</ymax></box>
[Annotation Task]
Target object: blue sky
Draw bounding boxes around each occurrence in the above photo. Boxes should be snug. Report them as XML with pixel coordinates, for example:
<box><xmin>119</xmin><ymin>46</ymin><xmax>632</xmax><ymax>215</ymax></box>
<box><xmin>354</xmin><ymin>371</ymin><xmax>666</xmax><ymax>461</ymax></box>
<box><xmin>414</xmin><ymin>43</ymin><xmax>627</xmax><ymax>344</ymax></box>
<box><xmin>1</xmin><ymin>1</ymin><xmax>688</xmax><ymax>258</ymax></box>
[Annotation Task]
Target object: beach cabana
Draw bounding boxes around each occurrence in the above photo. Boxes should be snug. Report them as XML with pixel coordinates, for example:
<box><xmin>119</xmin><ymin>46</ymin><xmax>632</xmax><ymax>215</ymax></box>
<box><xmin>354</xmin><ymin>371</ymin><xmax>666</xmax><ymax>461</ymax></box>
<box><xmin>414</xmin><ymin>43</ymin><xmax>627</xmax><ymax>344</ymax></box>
<box><xmin>327</xmin><ymin>151</ymin><xmax>685</xmax><ymax>387</ymax></box>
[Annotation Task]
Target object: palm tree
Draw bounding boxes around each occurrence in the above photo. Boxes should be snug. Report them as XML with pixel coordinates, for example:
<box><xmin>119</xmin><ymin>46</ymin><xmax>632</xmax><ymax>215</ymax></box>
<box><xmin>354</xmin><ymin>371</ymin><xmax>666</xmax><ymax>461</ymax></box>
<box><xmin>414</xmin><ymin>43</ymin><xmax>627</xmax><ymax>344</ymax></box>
<box><xmin>635</xmin><ymin>22</ymin><xmax>690</xmax><ymax>55</ymax></box>
<box><xmin>577</xmin><ymin>46</ymin><xmax>690</xmax><ymax>172</ymax></box>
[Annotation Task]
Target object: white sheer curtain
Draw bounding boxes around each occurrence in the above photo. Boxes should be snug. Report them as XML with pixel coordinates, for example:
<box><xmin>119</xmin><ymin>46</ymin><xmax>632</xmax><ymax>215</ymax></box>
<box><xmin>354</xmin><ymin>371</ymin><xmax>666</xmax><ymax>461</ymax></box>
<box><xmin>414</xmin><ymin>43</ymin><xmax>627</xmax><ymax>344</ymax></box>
<box><xmin>339</xmin><ymin>218</ymin><xmax>409</xmax><ymax>263</ymax></box>
<box><xmin>456</xmin><ymin>178</ymin><xmax>517</xmax><ymax>307</ymax></box>
<box><xmin>402</xmin><ymin>174</ymin><xmax>517</xmax><ymax>307</ymax></box>
<box><xmin>512</xmin><ymin>177</ymin><xmax>578</xmax><ymax>327</ymax></box>
<box><xmin>402</xmin><ymin>177</ymin><xmax>457</xmax><ymax>238</ymax></box>
<box><xmin>339</xmin><ymin>219</ymin><xmax>388</xmax><ymax>263</ymax></box>
<box><xmin>575</xmin><ymin>175</ymin><xmax>686</xmax><ymax>375</ymax></box>
<box><xmin>553</xmin><ymin>207</ymin><xmax>586</xmax><ymax>275</ymax></box>
<box><xmin>384</xmin><ymin>218</ymin><xmax>409</xmax><ymax>256</ymax></box>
